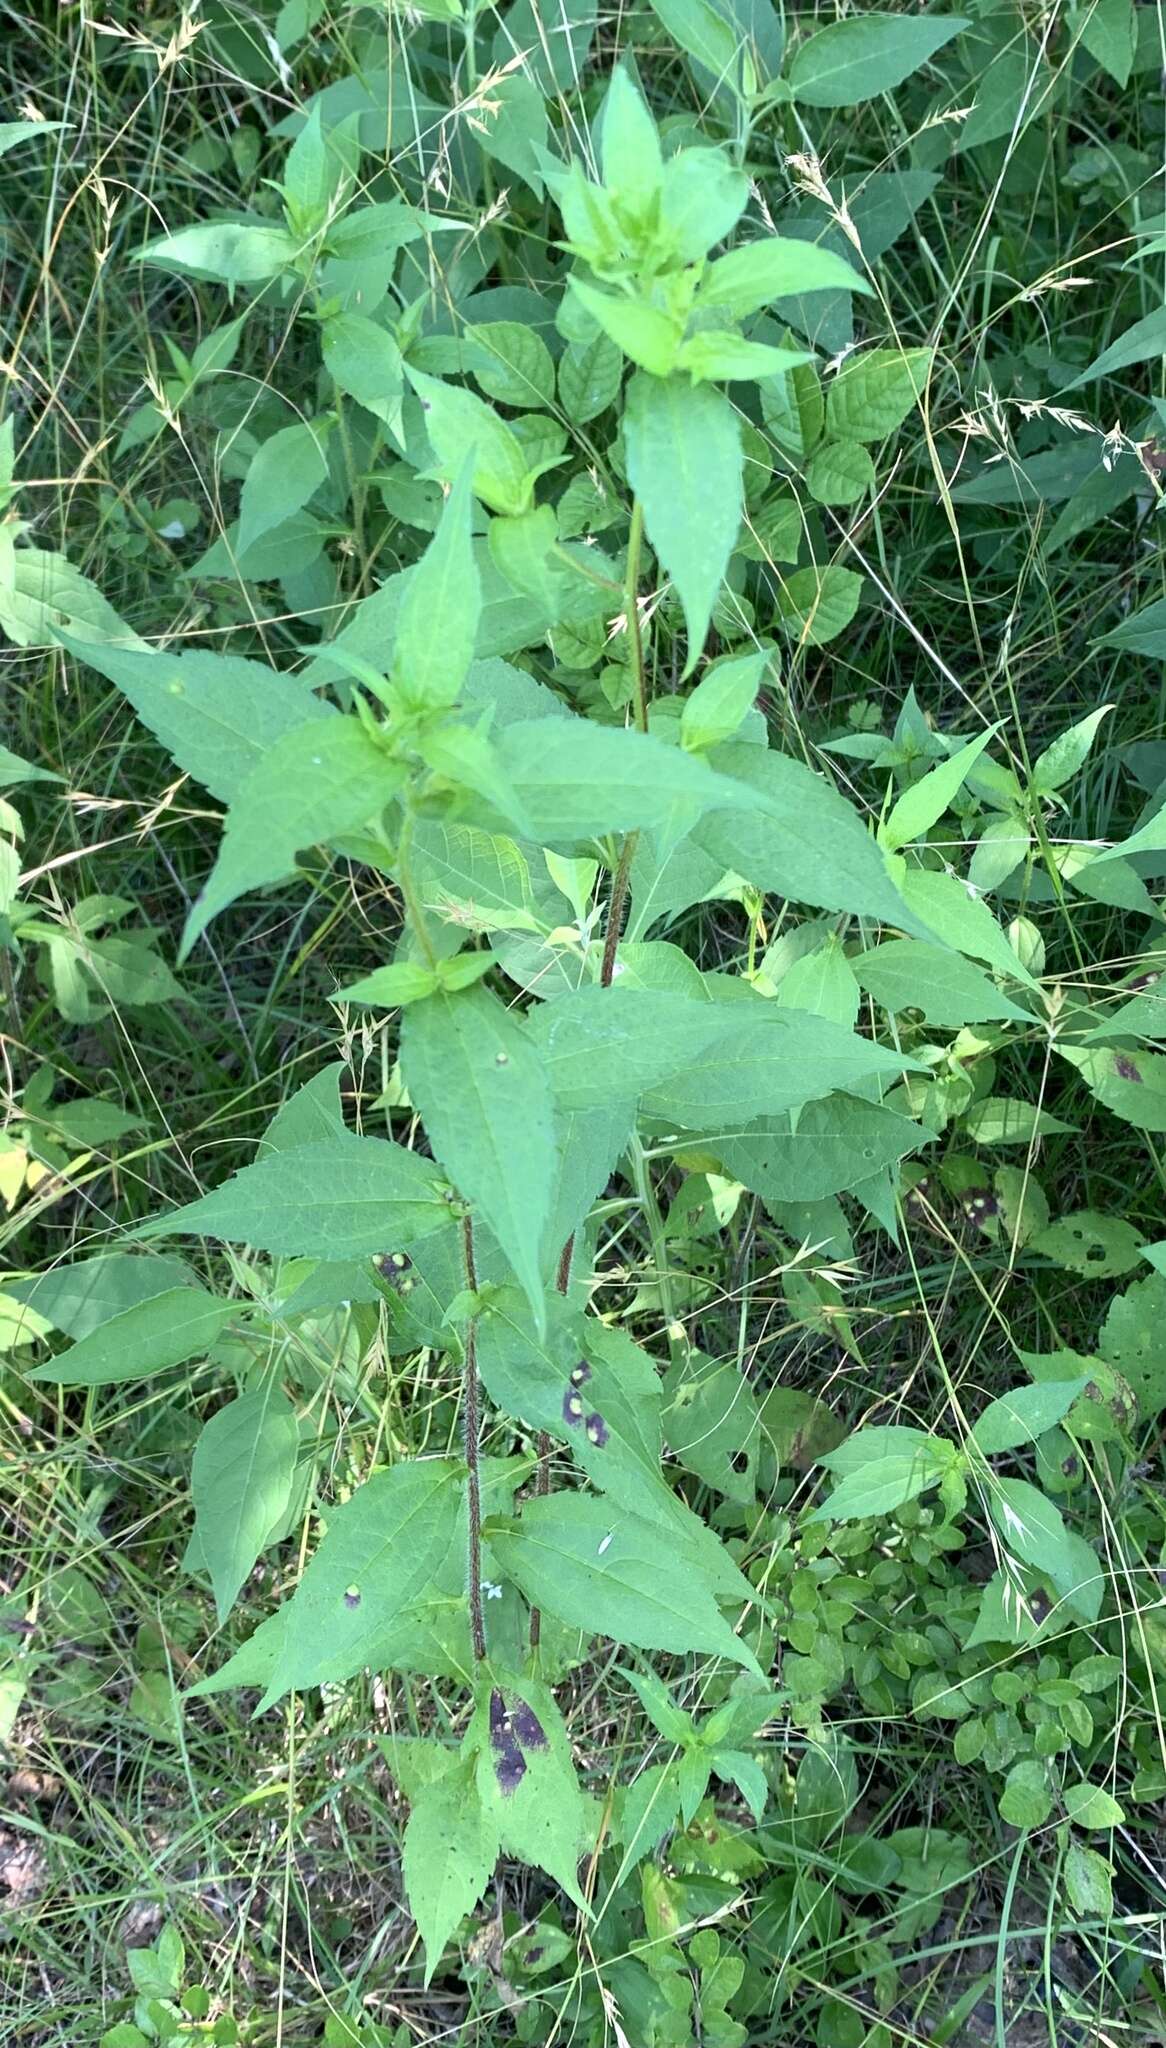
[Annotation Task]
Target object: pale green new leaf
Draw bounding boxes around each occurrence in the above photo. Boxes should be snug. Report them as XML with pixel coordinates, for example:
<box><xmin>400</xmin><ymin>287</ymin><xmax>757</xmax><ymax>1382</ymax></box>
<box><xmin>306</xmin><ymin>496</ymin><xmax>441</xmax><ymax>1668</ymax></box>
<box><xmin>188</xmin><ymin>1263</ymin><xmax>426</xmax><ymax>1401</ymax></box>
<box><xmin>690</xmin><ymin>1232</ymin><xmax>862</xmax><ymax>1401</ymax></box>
<box><xmin>881</xmin><ymin>727</ymin><xmax>999</xmax><ymax>850</ymax></box>
<box><xmin>680</xmin><ymin>648</ymin><xmax>771</xmax><ymax>753</ymax></box>
<box><xmin>181</xmin><ymin>718</ymin><xmax>400</xmax><ymax>957</ymax></box>
<box><xmin>600</xmin><ymin>65</ymin><xmax>662</xmax><ymax>199</ymax></box>
<box><xmin>393</xmin><ymin>456</ymin><xmax>480</xmax><ymax>710</ymax></box>
<box><xmin>403</xmin><ymin>1762</ymin><xmax>499</xmax><ymax>1985</ymax></box>
<box><xmin>700</xmin><ymin>237</ymin><xmax>872</xmax><ymax>317</ymax></box>
<box><xmin>491</xmin><ymin>1492</ymin><xmax>762</xmax><ymax>1673</ymax></box>
<box><xmin>624</xmin><ymin>371</ymin><xmax>742</xmax><ymax>675</ymax></box>
<box><xmin>400</xmin><ymin>986</ymin><xmax>556</xmax><ymax>1328</ymax></box>
<box><xmin>137</xmin><ymin>220</ymin><xmax>299</xmax><ymax>284</ymax></box>
<box><xmin>566</xmin><ymin>278</ymin><xmax>681</xmax><ymax>377</ymax></box>
<box><xmin>58</xmin><ymin>634</ymin><xmax>333</xmax><ymax>805</ymax></box>
<box><xmin>789</xmin><ymin>14</ymin><xmax>968</xmax><ymax>107</ymax></box>
<box><xmin>1032</xmin><ymin>707</ymin><xmax>1112</xmax><ymax>794</ymax></box>
<box><xmin>0</xmin><ymin>120</ymin><xmax>67</xmax><ymax>157</ymax></box>
<box><xmin>191</xmin><ymin>1386</ymin><xmax>300</xmax><ymax>1621</ymax></box>
<box><xmin>407</xmin><ymin>367</ymin><xmax>534</xmax><ymax>515</ymax></box>
<box><xmin>260</xmin><ymin>1459</ymin><xmax>461</xmax><ymax>1706</ymax></box>
<box><xmin>816</xmin><ymin>1425</ymin><xmax>954</xmax><ymax>1519</ymax></box>
<box><xmin>135</xmin><ymin>1136</ymin><xmax>451</xmax><ymax>1257</ymax></box>
<box><xmin>29</xmin><ymin>1287</ymin><xmax>235</xmax><ymax>1386</ymax></box>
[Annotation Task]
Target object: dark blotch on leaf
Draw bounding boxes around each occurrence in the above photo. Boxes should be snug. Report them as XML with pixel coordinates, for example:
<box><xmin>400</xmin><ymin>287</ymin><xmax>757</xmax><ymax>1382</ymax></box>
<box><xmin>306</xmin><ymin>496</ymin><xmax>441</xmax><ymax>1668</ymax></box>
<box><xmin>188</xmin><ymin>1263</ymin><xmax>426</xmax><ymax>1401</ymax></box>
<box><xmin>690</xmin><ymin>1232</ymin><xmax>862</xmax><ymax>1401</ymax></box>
<box><xmin>585</xmin><ymin>1412</ymin><xmax>608</xmax><ymax>1448</ymax></box>
<box><xmin>570</xmin><ymin>1360</ymin><xmax>592</xmax><ymax>1387</ymax></box>
<box><xmin>489</xmin><ymin>1688</ymin><xmax>509</xmax><ymax>1745</ymax></box>
<box><xmin>509</xmin><ymin>1698</ymin><xmax>548</xmax><ymax>1751</ymax></box>
<box><xmin>1028</xmin><ymin>1589</ymin><xmax>1052</xmax><ymax>1624</ymax></box>
<box><xmin>494</xmin><ymin>1742</ymin><xmax>527</xmax><ymax>1796</ymax></box>
<box><xmin>563</xmin><ymin>1389</ymin><xmax>585</xmax><ymax>1425</ymax></box>
<box><xmin>1115</xmin><ymin>1054</ymin><xmax>1142</xmax><ymax>1083</ymax></box>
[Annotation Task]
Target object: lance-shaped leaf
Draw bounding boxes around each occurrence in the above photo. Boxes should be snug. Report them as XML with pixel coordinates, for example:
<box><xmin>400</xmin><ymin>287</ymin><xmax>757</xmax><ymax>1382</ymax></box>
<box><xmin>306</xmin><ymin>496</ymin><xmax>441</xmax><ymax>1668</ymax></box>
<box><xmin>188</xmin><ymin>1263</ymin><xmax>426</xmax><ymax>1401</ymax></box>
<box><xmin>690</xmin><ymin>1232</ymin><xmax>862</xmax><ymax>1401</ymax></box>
<box><xmin>494</xmin><ymin>717</ymin><xmax>761</xmax><ymax>844</ymax></box>
<box><xmin>29</xmin><ymin>1287</ymin><xmax>236</xmax><ymax>1386</ymax></box>
<box><xmin>470</xmin><ymin>1676</ymin><xmax>587</xmax><ymax>1901</ymax></box>
<box><xmin>400</xmin><ymin>986</ymin><xmax>556</xmax><ymax>1330</ymax></box>
<box><xmin>191</xmin><ymin>1385</ymin><xmax>301</xmax><ymax>1622</ymax></box>
<box><xmin>491</xmin><ymin>1491</ymin><xmax>762</xmax><ymax>1675</ymax></box>
<box><xmin>624</xmin><ymin>370</ymin><xmax>742</xmax><ymax>675</ymax></box>
<box><xmin>135</xmin><ymin>1136</ymin><xmax>452</xmax><ymax>1257</ymax></box>
<box><xmin>392</xmin><ymin>454</ymin><xmax>480</xmax><ymax>711</ymax></box>
<box><xmin>180</xmin><ymin>718</ymin><xmax>403</xmax><ymax>958</ymax></box>
<box><xmin>56</xmin><ymin>634</ymin><xmax>334</xmax><ymax>806</ymax></box>
<box><xmin>403</xmin><ymin>1760</ymin><xmax>500</xmax><ymax>1985</ymax></box>
<box><xmin>259</xmin><ymin>1459</ymin><xmax>462</xmax><ymax>1706</ymax></box>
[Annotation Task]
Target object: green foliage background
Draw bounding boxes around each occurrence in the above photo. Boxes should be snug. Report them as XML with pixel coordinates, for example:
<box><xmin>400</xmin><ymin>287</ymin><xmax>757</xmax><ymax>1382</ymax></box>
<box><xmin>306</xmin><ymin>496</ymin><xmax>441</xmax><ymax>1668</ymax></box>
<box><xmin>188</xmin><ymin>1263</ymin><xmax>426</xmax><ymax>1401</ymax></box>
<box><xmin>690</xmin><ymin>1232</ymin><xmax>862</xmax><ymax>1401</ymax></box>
<box><xmin>1</xmin><ymin>3</ymin><xmax>1165</xmax><ymax>2044</ymax></box>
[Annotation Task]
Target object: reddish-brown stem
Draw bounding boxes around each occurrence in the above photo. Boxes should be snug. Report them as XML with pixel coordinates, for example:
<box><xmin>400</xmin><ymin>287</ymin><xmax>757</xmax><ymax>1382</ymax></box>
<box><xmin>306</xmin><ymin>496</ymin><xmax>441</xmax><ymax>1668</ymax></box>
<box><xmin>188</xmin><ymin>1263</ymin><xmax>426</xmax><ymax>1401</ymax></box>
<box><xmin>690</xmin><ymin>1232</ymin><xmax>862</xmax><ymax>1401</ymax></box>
<box><xmin>462</xmin><ymin>1214</ymin><xmax>486</xmax><ymax>1663</ymax></box>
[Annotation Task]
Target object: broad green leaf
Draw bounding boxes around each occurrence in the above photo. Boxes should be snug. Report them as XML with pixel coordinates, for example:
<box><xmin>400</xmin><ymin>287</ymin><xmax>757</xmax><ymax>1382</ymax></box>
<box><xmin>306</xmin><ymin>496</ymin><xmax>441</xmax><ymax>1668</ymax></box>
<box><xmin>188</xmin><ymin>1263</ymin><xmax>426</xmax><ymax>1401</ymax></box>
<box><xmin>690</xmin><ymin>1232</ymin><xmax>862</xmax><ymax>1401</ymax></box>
<box><xmin>646</xmin><ymin>0</ymin><xmax>745</xmax><ymax>88</ymax></box>
<box><xmin>479</xmin><ymin>1291</ymin><xmax>667</xmax><ymax>1525</ymax></box>
<box><xmin>815</xmin><ymin>1425</ymin><xmax>954</xmax><ymax>1519</ymax></box>
<box><xmin>136</xmin><ymin>1136</ymin><xmax>451</xmax><ymax>1257</ymax></box>
<box><xmin>899</xmin><ymin>866</ymin><xmax>1039</xmax><ymax>989</ymax></box>
<box><xmin>680</xmin><ymin>648</ymin><xmax>770</xmax><ymax>752</ymax></box>
<box><xmin>191</xmin><ymin>1386</ymin><xmax>300</xmax><ymax>1621</ymax></box>
<box><xmin>825</xmin><ymin>347</ymin><xmax>934</xmax><ymax>443</ymax></box>
<box><xmin>1098</xmin><ymin>1271</ymin><xmax>1166</xmax><ymax>1413</ymax></box>
<box><xmin>2</xmin><ymin>544</ymin><xmax>138</xmax><ymax>649</ymax></box>
<box><xmin>806</xmin><ymin>438</ymin><xmax>875</xmax><ymax>506</ymax></box>
<box><xmin>641</xmin><ymin>1005</ymin><xmax>925</xmax><ymax>1126</ymax></box>
<box><xmin>0</xmin><ymin>741</ymin><xmax>61</xmax><ymax>787</ymax></box>
<box><xmin>1031</xmin><ymin>1211</ymin><xmax>1145</xmax><ymax>1278</ymax></box>
<box><xmin>700</xmin><ymin>238</ymin><xmax>871</xmax><ymax>318</ymax></box>
<box><xmin>238</xmin><ymin>421</ymin><xmax>329</xmax><ymax>558</ymax></box>
<box><xmin>624</xmin><ymin>371</ymin><xmax>742</xmax><ymax>675</ymax></box>
<box><xmin>471</xmin><ymin>1677</ymin><xmax>587</xmax><ymax>1900</ymax></box>
<box><xmin>566</xmin><ymin>278</ymin><xmax>681</xmax><ymax>377</ymax></box>
<box><xmin>789</xmin><ymin>13</ymin><xmax>968</xmax><ymax>107</ymax></box>
<box><xmin>1068</xmin><ymin>305</ymin><xmax>1166</xmax><ymax>389</ymax></box>
<box><xmin>663</xmin><ymin>1352</ymin><xmax>760</xmax><ymax>1503</ymax></box>
<box><xmin>600</xmin><ymin>65</ymin><xmax>662</xmax><ymax>199</ymax></box>
<box><xmin>971</xmin><ymin>1379</ymin><xmax>1087</xmax><ymax>1457</ymax></box>
<box><xmin>558</xmin><ymin>331</ymin><xmax>623</xmax><ymax>423</ymax></box>
<box><xmin>4</xmin><ymin>1253</ymin><xmax>195</xmax><ymax>1341</ymax></box>
<box><xmin>1057</xmin><ymin>1044</ymin><xmax>1166</xmax><ymax>1134</ymax></box>
<box><xmin>29</xmin><ymin>1287</ymin><xmax>235</xmax><ymax>1386</ymax></box>
<box><xmin>181</xmin><ymin>718</ymin><xmax>400</xmax><ymax>957</ymax></box>
<box><xmin>392</xmin><ymin>456</ymin><xmax>479</xmax><ymax>711</ymax></box>
<box><xmin>852</xmin><ymin>939</ymin><xmax>1031</xmax><ymax>1025</ymax></box>
<box><xmin>675</xmin><ymin>331</ymin><xmax>813</xmax><ymax>384</ymax></box>
<box><xmin>322</xmin><ymin>311</ymin><xmax>404</xmax><ymax>431</ymax></box>
<box><xmin>260</xmin><ymin>1459</ymin><xmax>461</xmax><ymax>1705</ymax></box>
<box><xmin>1032</xmin><ymin>707</ymin><xmax>1113</xmax><ymax>794</ymax></box>
<box><xmin>320</xmin><ymin>200</ymin><xmax>427</xmax><ymax>308</ymax></box>
<box><xmin>0</xmin><ymin>119</ymin><xmax>67</xmax><ymax>157</ymax></box>
<box><xmin>494</xmin><ymin>717</ymin><xmax>758</xmax><ymax>844</ymax></box>
<box><xmin>1079</xmin><ymin>0</ymin><xmax>1136</xmax><ymax>85</ymax></box>
<box><xmin>403</xmin><ymin>1762</ymin><xmax>499</xmax><ymax>1984</ymax></box>
<box><xmin>1064</xmin><ymin>1840</ymin><xmax>1114</xmax><ymax>1916</ymax></box>
<box><xmin>659</xmin><ymin>149</ymin><xmax>749</xmax><ymax>263</ymax></box>
<box><xmin>260</xmin><ymin>1064</ymin><xmax>347</xmax><ymax>1152</ymax></box>
<box><xmin>137</xmin><ymin>220</ymin><xmax>299</xmax><ymax>284</ymax></box>
<box><xmin>473</xmin><ymin>72</ymin><xmax>549</xmax><ymax>194</ymax></box>
<box><xmin>881</xmin><ymin>727</ymin><xmax>999</xmax><ymax>851</ymax></box>
<box><xmin>281</xmin><ymin>103</ymin><xmax>360</xmax><ymax>217</ymax></box>
<box><xmin>491</xmin><ymin>1492</ymin><xmax>762</xmax><ymax>1674</ymax></box>
<box><xmin>57</xmin><ymin>634</ymin><xmax>333</xmax><ymax>805</ymax></box>
<box><xmin>1097</xmin><ymin>595</ymin><xmax>1166</xmax><ymax>660</ymax></box>
<box><xmin>407</xmin><ymin>367</ymin><xmax>535</xmax><ymax>516</ymax></box>
<box><xmin>1063</xmin><ymin>1782</ymin><xmax>1124</xmax><ymax>1831</ymax></box>
<box><xmin>470</xmin><ymin>322</ymin><xmax>556</xmax><ymax>410</ymax></box>
<box><xmin>400</xmin><ymin>986</ymin><xmax>556</xmax><ymax>1329</ymax></box>
<box><xmin>695</xmin><ymin>741</ymin><xmax>929</xmax><ymax>930</ymax></box>
<box><xmin>774</xmin><ymin>563</ymin><xmax>863</xmax><ymax>647</ymax></box>
<box><xmin>998</xmin><ymin>1758</ymin><xmax>1052</xmax><ymax>1828</ymax></box>
<box><xmin>988</xmin><ymin>1477</ymin><xmax>1101</xmax><ymax>1617</ymax></box>
<box><xmin>717</xmin><ymin>1095</ymin><xmax>930</xmax><ymax>1203</ymax></box>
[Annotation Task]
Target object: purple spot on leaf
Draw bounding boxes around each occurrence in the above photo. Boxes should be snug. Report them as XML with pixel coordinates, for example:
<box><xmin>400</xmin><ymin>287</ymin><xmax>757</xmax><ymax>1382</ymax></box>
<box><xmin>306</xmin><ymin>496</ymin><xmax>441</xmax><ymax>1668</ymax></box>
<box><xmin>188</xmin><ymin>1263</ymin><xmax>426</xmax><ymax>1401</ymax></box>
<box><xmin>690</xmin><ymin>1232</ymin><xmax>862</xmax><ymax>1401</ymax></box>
<box><xmin>1115</xmin><ymin>1054</ymin><xmax>1142</xmax><ymax>1083</ymax></box>
<box><xmin>494</xmin><ymin>1743</ymin><xmax>526</xmax><ymax>1795</ymax></box>
<box><xmin>563</xmin><ymin>1389</ymin><xmax>585</xmax><ymax>1426</ymax></box>
<box><xmin>585</xmin><ymin>1412</ymin><xmax>608</xmax><ymax>1448</ymax></box>
<box><xmin>509</xmin><ymin>1699</ymin><xmax>548</xmax><ymax>1751</ymax></box>
<box><xmin>344</xmin><ymin>1585</ymin><xmax>361</xmax><ymax>1609</ymax></box>
<box><xmin>570</xmin><ymin>1360</ymin><xmax>592</xmax><ymax>1387</ymax></box>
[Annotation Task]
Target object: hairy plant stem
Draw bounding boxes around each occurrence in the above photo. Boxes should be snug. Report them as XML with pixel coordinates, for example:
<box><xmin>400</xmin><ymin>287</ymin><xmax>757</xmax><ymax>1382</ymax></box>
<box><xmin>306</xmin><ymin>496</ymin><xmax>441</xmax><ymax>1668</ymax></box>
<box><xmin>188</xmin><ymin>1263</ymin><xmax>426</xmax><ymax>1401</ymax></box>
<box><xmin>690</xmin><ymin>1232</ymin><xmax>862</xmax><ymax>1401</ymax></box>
<box><xmin>462</xmin><ymin>1213</ymin><xmax>486</xmax><ymax>1663</ymax></box>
